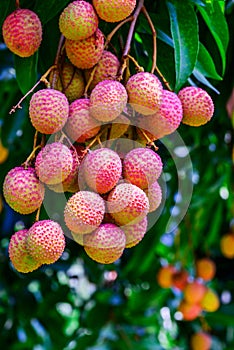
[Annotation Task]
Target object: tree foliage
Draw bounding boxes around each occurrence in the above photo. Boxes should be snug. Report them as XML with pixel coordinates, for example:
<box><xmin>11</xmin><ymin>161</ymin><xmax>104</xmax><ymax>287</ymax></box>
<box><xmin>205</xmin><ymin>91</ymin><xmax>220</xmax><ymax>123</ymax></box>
<box><xmin>0</xmin><ymin>0</ymin><xmax>233</xmax><ymax>349</ymax></box>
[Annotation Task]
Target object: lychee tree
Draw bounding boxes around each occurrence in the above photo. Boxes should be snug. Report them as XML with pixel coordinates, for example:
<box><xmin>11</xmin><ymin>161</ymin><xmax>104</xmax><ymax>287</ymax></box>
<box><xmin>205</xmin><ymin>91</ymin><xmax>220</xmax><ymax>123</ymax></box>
<box><xmin>0</xmin><ymin>0</ymin><xmax>233</xmax><ymax>349</ymax></box>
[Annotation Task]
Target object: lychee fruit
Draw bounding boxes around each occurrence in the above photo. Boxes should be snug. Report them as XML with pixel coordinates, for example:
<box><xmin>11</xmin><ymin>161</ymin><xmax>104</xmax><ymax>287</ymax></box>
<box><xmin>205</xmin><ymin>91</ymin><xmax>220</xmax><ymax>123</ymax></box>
<box><xmin>200</xmin><ymin>288</ymin><xmax>220</xmax><ymax>312</ymax></box>
<box><xmin>93</xmin><ymin>0</ymin><xmax>136</xmax><ymax>22</ymax></box>
<box><xmin>196</xmin><ymin>258</ymin><xmax>216</xmax><ymax>281</ymax></box>
<box><xmin>84</xmin><ymin>50</ymin><xmax>120</xmax><ymax>91</ymax></box>
<box><xmin>178</xmin><ymin>300</ymin><xmax>202</xmax><ymax>321</ymax></box>
<box><xmin>144</xmin><ymin>181</ymin><xmax>162</xmax><ymax>212</ymax></box>
<box><xmin>52</xmin><ymin>62</ymin><xmax>85</xmax><ymax>103</ymax></box>
<box><xmin>64</xmin><ymin>190</ymin><xmax>105</xmax><ymax>234</ymax></box>
<box><xmin>184</xmin><ymin>281</ymin><xmax>207</xmax><ymax>304</ymax></box>
<box><xmin>3</xmin><ymin>166</ymin><xmax>45</xmax><ymax>214</ymax></box>
<box><xmin>2</xmin><ymin>8</ymin><xmax>42</xmax><ymax>57</ymax></box>
<box><xmin>48</xmin><ymin>147</ymin><xmax>80</xmax><ymax>193</ymax></box>
<box><xmin>172</xmin><ymin>269</ymin><xmax>189</xmax><ymax>291</ymax></box>
<box><xmin>123</xmin><ymin>217</ymin><xmax>148</xmax><ymax>248</ymax></box>
<box><xmin>107</xmin><ymin>183</ymin><xmax>149</xmax><ymax>226</ymax></box>
<box><xmin>26</xmin><ymin>220</ymin><xmax>66</xmax><ymax>265</ymax></box>
<box><xmin>83</xmin><ymin>223</ymin><xmax>126</xmax><ymax>264</ymax></box>
<box><xmin>90</xmin><ymin>80</ymin><xmax>128</xmax><ymax>122</ymax></box>
<box><xmin>126</xmin><ymin>72</ymin><xmax>163</xmax><ymax>115</ymax></box>
<box><xmin>81</xmin><ymin>148</ymin><xmax>122</xmax><ymax>194</ymax></box>
<box><xmin>106</xmin><ymin>113</ymin><xmax>130</xmax><ymax>139</ymax></box>
<box><xmin>157</xmin><ymin>265</ymin><xmax>177</xmax><ymax>288</ymax></box>
<box><xmin>178</xmin><ymin>86</ymin><xmax>214</xmax><ymax>126</ymax></box>
<box><xmin>137</xmin><ymin>90</ymin><xmax>183</xmax><ymax>140</ymax></box>
<box><xmin>64</xmin><ymin>98</ymin><xmax>101</xmax><ymax>143</ymax></box>
<box><xmin>59</xmin><ymin>0</ymin><xmax>98</xmax><ymax>41</ymax></box>
<box><xmin>29</xmin><ymin>89</ymin><xmax>69</xmax><ymax>134</ymax></box>
<box><xmin>123</xmin><ymin>148</ymin><xmax>163</xmax><ymax>189</ymax></box>
<box><xmin>220</xmin><ymin>232</ymin><xmax>234</xmax><ymax>258</ymax></box>
<box><xmin>65</xmin><ymin>28</ymin><xmax>104</xmax><ymax>69</ymax></box>
<box><xmin>9</xmin><ymin>229</ymin><xmax>41</xmax><ymax>273</ymax></box>
<box><xmin>190</xmin><ymin>332</ymin><xmax>212</xmax><ymax>350</ymax></box>
<box><xmin>35</xmin><ymin>142</ymin><xmax>73</xmax><ymax>185</ymax></box>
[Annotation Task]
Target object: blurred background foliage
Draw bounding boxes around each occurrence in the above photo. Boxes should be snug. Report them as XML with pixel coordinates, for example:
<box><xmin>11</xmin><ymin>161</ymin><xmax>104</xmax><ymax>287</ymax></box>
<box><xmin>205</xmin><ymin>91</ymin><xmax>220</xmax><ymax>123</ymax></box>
<box><xmin>0</xmin><ymin>0</ymin><xmax>233</xmax><ymax>349</ymax></box>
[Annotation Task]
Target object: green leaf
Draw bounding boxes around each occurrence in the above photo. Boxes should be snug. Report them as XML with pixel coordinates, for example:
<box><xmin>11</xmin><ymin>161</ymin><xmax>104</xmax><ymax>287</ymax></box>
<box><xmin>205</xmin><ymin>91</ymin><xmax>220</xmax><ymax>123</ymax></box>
<box><xmin>34</xmin><ymin>0</ymin><xmax>71</xmax><ymax>24</ymax></box>
<box><xmin>166</xmin><ymin>1</ymin><xmax>199</xmax><ymax>91</ymax></box>
<box><xmin>0</xmin><ymin>1</ymin><xmax>13</xmax><ymax>28</ymax></box>
<box><xmin>195</xmin><ymin>43</ymin><xmax>222</xmax><ymax>80</ymax></box>
<box><xmin>192</xmin><ymin>69</ymin><xmax>220</xmax><ymax>94</ymax></box>
<box><xmin>14</xmin><ymin>52</ymin><xmax>38</xmax><ymax>95</ymax></box>
<box><xmin>197</xmin><ymin>2</ymin><xmax>229</xmax><ymax>75</ymax></box>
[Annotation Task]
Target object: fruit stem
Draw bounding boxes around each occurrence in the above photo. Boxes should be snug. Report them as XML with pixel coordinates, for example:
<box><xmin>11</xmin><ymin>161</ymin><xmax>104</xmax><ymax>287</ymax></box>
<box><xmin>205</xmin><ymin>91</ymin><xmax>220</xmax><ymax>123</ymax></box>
<box><xmin>155</xmin><ymin>66</ymin><xmax>173</xmax><ymax>91</ymax></box>
<box><xmin>35</xmin><ymin>206</ymin><xmax>41</xmax><ymax>222</ymax></box>
<box><xmin>15</xmin><ymin>0</ymin><xmax>20</xmax><ymax>8</ymax></box>
<box><xmin>118</xmin><ymin>0</ymin><xmax>145</xmax><ymax>80</ymax></box>
<box><xmin>141</xmin><ymin>6</ymin><xmax>157</xmax><ymax>74</ymax></box>
<box><xmin>105</xmin><ymin>16</ymin><xmax>134</xmax><ymax>49</ymax></box>
<box><xmin>22</xmin><ymin>145</ymin><xmax>41</xmax><ymax>168</ymax></box>
<box><xmin>84</xmin><ymin>64</ymin><xmax>98</xmax><ymax>97</ymax></box>
<box><xmin>139</xmin><ymin>129</ymin><xmax>159</xmax><ymax>150</ymax></box>
<box><xmin>50</xmin><ymin>35</ymin><xmax>66</xmax><ymax>89</ymax></box>
<box><xmin>127</xmin><ymin>54</ymin><xmax>144</xmax><ymax>72</ymax></box>
<box><xmin>9</xmin><ymin>65</ymin><xmax>57</xmax><ymax>114</ymax></box>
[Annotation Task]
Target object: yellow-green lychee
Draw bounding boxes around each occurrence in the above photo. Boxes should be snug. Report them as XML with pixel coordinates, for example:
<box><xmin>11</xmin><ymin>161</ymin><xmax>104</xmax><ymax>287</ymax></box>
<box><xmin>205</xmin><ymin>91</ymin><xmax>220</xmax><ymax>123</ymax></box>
<box><xmin>93</xmin><ymin>0</ymin><xmax>136</xmax><ymax>22</ymax></box>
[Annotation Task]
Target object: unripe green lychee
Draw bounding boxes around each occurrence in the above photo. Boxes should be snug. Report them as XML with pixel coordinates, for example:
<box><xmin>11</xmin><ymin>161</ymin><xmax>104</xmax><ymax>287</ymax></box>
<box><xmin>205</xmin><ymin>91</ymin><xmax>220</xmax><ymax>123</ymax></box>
<box><xmin>144</xmin><ymin>181</ymin><xmax>162</xmax><ymax>212</ymax></box>
<box><xmin>82</xmin><ymin>148</ymin><xmax>122</xmax><ymax>194</ymax></box>
<box><xmin>190</xmin><ymin>332</ymin><xmax>212</xmax><ymax>350</ymax></box>
<box><xmin>123</xmin><ymin>217</ymin><xmax>148</xmax><ymax>248</ymax></box>
<box><xmin>64</xmin><ymin>98</ymin><xmax>101</xmax><ymax>143</ymax></box>
<box><xmin>84</xmin><ymin>223</ymin><xmax>126</xmax><ymax>264</ymax></box>
<box><xmin>85</xmin><ymin>50</ymin><xmax>120</xmax><ymax>91</ymax></box>
<box><xmin>2</xmin><ymin>8</ymin><xmax>42</xmax><ymax>57</ymax></box>
<box><xmin>29</xmin><ymin>89</ymin><xmax>69</xmax><ymax>134</ymax></box>
<box><xmin>48</xmin><ymin>148</ymin><xmax>80</xmax><ymax>193</ymax></box>
<box><xmin>59</xmin><ymin>0</ymin><xmax>98</xmax><ymax>40</ymax></box>
<box><xmin>107</xmin><ymin>183</ymin><xmax>149</xmax><ymax>226</ymax></box>
<box><xmin>52</xmin><ymin>62</ymin><xmax>85</xmax><ymax>103</ymax></box>
<box><xmin>123</xmin><ymin>148</ymin><xmax>163</xmax><ymax>189</ymax></box>
<box><xmin>65</xmin><ymin>28</ymin><xmax>104</xmax><ymax>69</ymax></box>
<box><xmin>35</xmin><ymin>142</ymin><xmax>73</xmax><ymax>185</ymax></box>
<box><xmin>126</xmin><ymin>72</ymin><xmax>163</xmax><ymax>115</ymax></box>
<box><xmin>9</xmin><ymin>229</ymin><xmax>41</xmax><ymax>273</ymax></box>
<box><xmin>90</xmin><ymin>80</ymin><xmax>128</xmax><ymax>122</ymax></box>
<box><xmin>64</xmin><ymin>190</ymin><xmax>105</xmax><ymax>234</ymax></box>
<box><xmin>137</xmin><ymin>90</ymin><xmax>183</xmax><ymax>140</ymax></box>
<box><xmin>26</xmin><ymin>220</ymin><xmax>66</xmax><ymax>265</ymax></box>
<box><xmin>93</xmin><ymin>0</ymin><xmax>136</xmax><ymax>22</ymax></box>
<box><xmin>3</xmin><ymin>166</ymin><xmax>45</xmax><ymax>214</ymax></box>
<box><xmin>178</xmin><ymin>87</ymin><xmax>214</xmax><ymax>126</ymax></box>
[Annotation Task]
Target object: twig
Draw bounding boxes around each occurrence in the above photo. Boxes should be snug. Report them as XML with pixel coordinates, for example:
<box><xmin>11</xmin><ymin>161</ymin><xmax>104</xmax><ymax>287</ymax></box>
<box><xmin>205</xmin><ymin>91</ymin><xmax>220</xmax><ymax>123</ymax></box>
<box><xmin>9</xmin><ymin>65</ymin><xmax>56</xmax><ymax>114</ymax></box>
<box><xmin>84</xmin><ymin>64</ymin><xmax>98</xmax><ymax>97</ymax></box>
<box><xmin>155</xmin><ymin>66</ymin><xmax>173</xmax><ymax>91</ymax></box>
<box><xmin>118</xmin><ymin>0</ymin><xmax>145</xmax><ymax>80</ymax></box>
<box><xmin>33</xmin><ymin>131</ymin><xmax>38</xmax><ymax>150</ymax></box>
<box><xmin>50</xmin><ymin>35</ymin><xmax>66</xmax><ymax>89</ymax></box>
<box><xmin>105</xmin><ymin>16</ymin><xmax>134</xmax><ymax>49</ymax></box>
<box><xmin>141</xmin><ymin>6</ymin><xmax>157</xmax><ymax>74</ymax></box>
<box><xmin>35</xmin><ymin>207</ymin><xmax>41</xmax><ymax>222</ymax></box>
<box><xmin>127</xmin><ymin>54</ymin><xmax>144</xmax><ymax>72</ymax></box>
<box><xmin>22</xmin><ymin>145</ymin><xmax>42</xmax><ymax>167</ymax></box>
<box><xmin>16</xmin><ymin>0</ymin><xmax>20</xmax><ymax>8</ymax></box>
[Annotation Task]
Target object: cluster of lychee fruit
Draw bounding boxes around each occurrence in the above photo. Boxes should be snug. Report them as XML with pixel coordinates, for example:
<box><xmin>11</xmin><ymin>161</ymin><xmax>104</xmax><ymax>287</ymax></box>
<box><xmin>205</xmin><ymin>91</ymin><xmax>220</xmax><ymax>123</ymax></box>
<box><xmin>2</xmin><ymin>0</ymin><xmax>216</xmax><ymax>274</ymax></box>
<box><xmin>157</xmin><ymin>258</ymin><xmax>220</xmax><ymax>321</ymax></box>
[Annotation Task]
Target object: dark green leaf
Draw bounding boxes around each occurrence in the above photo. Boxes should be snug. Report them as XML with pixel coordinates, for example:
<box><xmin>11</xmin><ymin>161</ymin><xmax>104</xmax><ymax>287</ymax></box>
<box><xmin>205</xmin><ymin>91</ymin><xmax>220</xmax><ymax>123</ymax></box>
<box><xmin>166</xmin><ymin>0</ymin><xmax>199</xmax><ymax>91</ymax></box>
<box><xmin>34</xmin><ymin>0</ymin><xmax>71</xmax><ymax>24</ymax></box>
<box><xmin>195</xmin><ymin>43</ymin><xmax>222</xmax><ymax>80</ymax></box>
<box><xmin>14</xmin><ymin>53</ymin><xmax>38</xmax><ymax>95</ymax></box>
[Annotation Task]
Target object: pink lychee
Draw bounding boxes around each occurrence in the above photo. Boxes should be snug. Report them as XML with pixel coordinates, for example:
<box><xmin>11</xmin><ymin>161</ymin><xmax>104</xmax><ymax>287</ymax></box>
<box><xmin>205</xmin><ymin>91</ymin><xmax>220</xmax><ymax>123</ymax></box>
<box><xmin>123</xmin><ymin>217</ymin><xmax>148</xmax><ymax>248</ymax></box>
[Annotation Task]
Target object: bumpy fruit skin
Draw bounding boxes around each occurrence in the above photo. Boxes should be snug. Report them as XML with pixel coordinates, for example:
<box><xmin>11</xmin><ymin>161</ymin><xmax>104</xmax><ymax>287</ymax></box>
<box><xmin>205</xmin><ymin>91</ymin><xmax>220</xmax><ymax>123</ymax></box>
<box><xmin>178</xmin><ymin>87</ymin><xmax>214</xmax><ymax>126</ymax></box>
<box><xmin>190</xmin><ymin>332</ymin><xmax>212</xmax><ymax>350</ymax></box>
<box><xmin>9</xmin><ymin>229</ymin><xmax>41</xmax><ymax>273</ymax></box>
<box><xmin>200</xmin><ymin>289</ymin><xmax>220</xmax><ymax>312</ymax></box>
<box><xmin>3</xmin><ymin>166</ymin><xmax>45</xmax><ymax>214</ymax></box>
<box><xmin>90</xmin><ymin>80</ymin><xmax>128</xmax><ymax>122</ymax></box>
<box><xmin>85</xmin><ymin>50</ymin><xmax>120</xmax><ymax>91</ymax></box>
<box><xmin>144</xmin><ymin>181</ymin><xmax>162</xmax><ymax>212</ymax></box>
<box><xmin>196</xmin><ymin>258</ymin><xmax>216</xmax><ymax>281</ymax></box>
<box><xmin>123</xmin><ymin>217</ymin><xmax>148</xmax><ymax>248</ymax></box>
<box><xmin>64</xmin><ymin>98</ymin><xmax>101</xmax><ymax>143</ymax></box>
<box><xmin>137</xmin><ymin>90</ymin><xmax>183</xmax><ymax>140</ymax></box>
<box><xmin>64</xmin><ymin>190</ymin><xmax>105</xmax><ymax>234</ymax></box>
<box><xmin>2</xmin><ymin>9</ymin><xmax>42</xmax><ymax>57</ymax></box>
<box><xmin>65</xmin><ymin>28</ymin><xmax>104</xmax><ymax>69</ymax></box>
<box><xmin>184</xmin><ymin>281</ymin><xmax>207</xmax><ymax>304</ymax></box>
<box><xmin>178</xmin><ymin>300</ymin><xmax>202</xmax><ymax>321</ymax></box>
<box><xmin>157</xmin><ymin>265</ymin><xmax>176</xmax><ymax>288</ymax></box>
<box><xmin>82</xmin><ymin>148</ymin><xmax>122</xmax><ymax>194</ymax></box>
<box><xmin>84</xmin><ymin>223</ymin><xmax>126</xmax><ymax>264</ymax></box>
<box><xmin>27</xmin><ymin>220</ymin><xmax>65</xmax><ymax>265</ymax></box>
<box><xmin>126</xmin><ymin>72</ymin><xmax>163</xmax><ymax>115</ymax></box>
<box><xmin>59</xmin><ymin>1</ymin><xmax>98</xmax><ymax>40</ymax></box>
<box><xmin>123</xmin><ymin>148</ymin><xmax>163</xmax><ymax>189</ymax></box>
<box><xmin>220</xmin><ymin>233</ymin><xmax>234</xmax><ymax>258</ymax></box>
<box><xmin>107</xmin><ymin>183</ymin><xmax>149</xmax><ymax>226</ymax></box>
<box><xmin>93</xmin><ymin>0</ymin><xmax>136</xmax><ymax>22</ymax></box>
<box><xmin>29</xmin><ymin>89</ymin><xmax>69</xmax><ymax>134</ymax></box>
<box><xmin>35</xmin><ymin>142</ymin><xmax>73</xmax><ymax>185</ymax></box>
<box><xmin>53</xmin><ymin>62</ymin><xmax>85</xmax><ymax>103</ymax></box>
